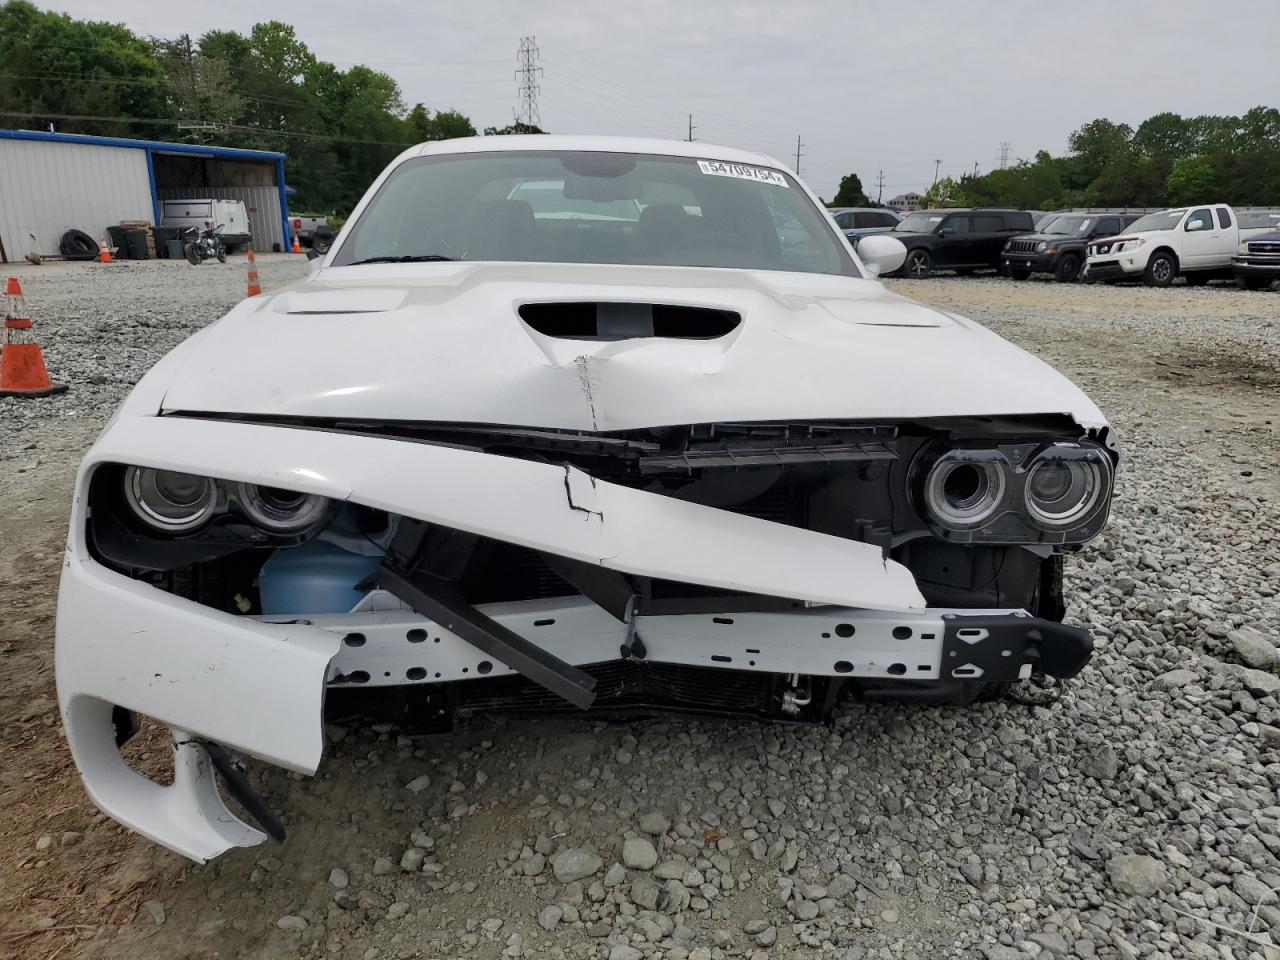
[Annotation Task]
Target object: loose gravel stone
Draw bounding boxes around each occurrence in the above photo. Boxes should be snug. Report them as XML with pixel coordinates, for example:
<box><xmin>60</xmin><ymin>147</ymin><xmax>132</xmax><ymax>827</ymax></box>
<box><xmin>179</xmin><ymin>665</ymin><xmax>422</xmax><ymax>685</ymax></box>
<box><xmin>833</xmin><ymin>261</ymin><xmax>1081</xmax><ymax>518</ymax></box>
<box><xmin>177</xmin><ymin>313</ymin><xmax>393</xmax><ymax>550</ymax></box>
<box><xmin>622</xmin><ymin>837</ymin><xmax>658</xmax><ymax>870</ymax></box>
<box><xmin>1106</xmin><ymin>855</ymin><xmax>1167</xmax><ymax>896</ymax></box>
<box><xmin>551</xmin><ymin>848</ymin><xmax>602</xmax><ymax>883</ymax></box>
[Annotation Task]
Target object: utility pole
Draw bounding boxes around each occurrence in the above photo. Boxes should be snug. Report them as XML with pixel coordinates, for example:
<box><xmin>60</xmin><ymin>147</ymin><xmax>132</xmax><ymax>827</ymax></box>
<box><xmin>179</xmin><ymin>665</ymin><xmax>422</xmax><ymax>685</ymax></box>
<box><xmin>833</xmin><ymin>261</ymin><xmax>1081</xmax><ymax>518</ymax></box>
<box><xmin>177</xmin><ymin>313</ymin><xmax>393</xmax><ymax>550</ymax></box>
<box><xmin>794</xmin><ymin>135</ymin><xmax>804</xmax><ymax>175</ymax></box>
<box><xmin>875</xmin><ymin>169</ymin><xmax>885</xmax><ymax>204</ymax></box>
<box><xmin>687</xmin><ymin>114</ymin><xmax>695</xmax><ymax>142</ymax></box>
<box><xmin>932</xmin><ymin>158</ymin><xmax>942</xmax><ymax>186</ymax></box>
<box><xmin>999</xmin><ymin>142</ymin><xmax>1011</xmax><ymax>170</ymax></box>
<box><xmin>514</xmin><ymin>36</ymin><xmax>543</xmax><ymax>128</ymax></box>
<box><xmin>973</xmin><ymin>161</ymin><xmax>979</xmax><ymax>177</ymax></box>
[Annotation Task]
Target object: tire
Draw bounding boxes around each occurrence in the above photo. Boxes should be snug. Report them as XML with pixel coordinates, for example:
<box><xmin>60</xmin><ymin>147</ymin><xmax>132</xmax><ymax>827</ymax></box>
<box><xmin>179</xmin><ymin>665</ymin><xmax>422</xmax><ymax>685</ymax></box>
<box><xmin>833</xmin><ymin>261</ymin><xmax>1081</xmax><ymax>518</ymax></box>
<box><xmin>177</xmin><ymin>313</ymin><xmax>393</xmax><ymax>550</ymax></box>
<box><xmin>1183</xmin><ymin>272</ymin><xmax>1209</xmax><ymax>286</ymax></box>
<box><xmin>59</xmin><ymin>228</ymin><xmax>99</xmax><ymax>261</ymax></box>
<box><xmin>185</xmin><ymin>243</ymin><xmax>200</xmax><ymax>266</ymax></box>
<box><xmin>1054</xmin><ymin>254</ymin><xmax>1082</xmax><ymax>283</ymax></box>
<box><xmin>904</xmin><ymin>248</ymin><xmax>933</xmax><ymax>279</ymax></box>
<box><xmin>216</xmin><ymin>247</ymin><xmax>228</xmax><ymax>264</ymax></box>
<box><xmin>314</xmin><ymin>234</ymin><xmax>333</xmax><ymax>254</ymax></box>
<box><xmin>1238</xmin><ymin>275</ymin><xmax>1273</xmax><ymax>291</ymax></box>
<box><xmin>1142</xmin><ymin>251</ymin><xmax>1177</xmax><ymax>287</ymax></box>
<box><xmin>1009</xmin><ymin>267</ymin><xmax>1032</xmax><ymax>280</ymax></box>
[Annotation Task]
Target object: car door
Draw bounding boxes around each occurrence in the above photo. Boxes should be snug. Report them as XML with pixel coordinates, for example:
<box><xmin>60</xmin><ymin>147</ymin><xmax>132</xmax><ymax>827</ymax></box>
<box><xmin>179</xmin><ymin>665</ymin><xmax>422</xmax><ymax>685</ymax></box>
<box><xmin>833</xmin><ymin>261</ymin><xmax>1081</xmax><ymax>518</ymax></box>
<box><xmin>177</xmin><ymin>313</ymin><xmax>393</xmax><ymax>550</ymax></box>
<box><xmin>1180</xmin><ymin>207</ymin><xmax>1218</xmax><ymax>268</ymax></box>
<box><xmin>934</xmin><ymin>214</ymin><xmax>970</xmax><ymax>266</ymax></box>
<box><xmin>969</xmin><ymin>214</ymin><xmax>1007</xmax><ymax>266</ymax></box>
<box><xmin>1213</xmin><ymin>207</ymin><xmax>1237</xmax><ymax>261</ymax></box>
<box><xmin>1091</xmin><ymin>217</ymin><xmax>1121</xmax><ymax>241</ymax></box>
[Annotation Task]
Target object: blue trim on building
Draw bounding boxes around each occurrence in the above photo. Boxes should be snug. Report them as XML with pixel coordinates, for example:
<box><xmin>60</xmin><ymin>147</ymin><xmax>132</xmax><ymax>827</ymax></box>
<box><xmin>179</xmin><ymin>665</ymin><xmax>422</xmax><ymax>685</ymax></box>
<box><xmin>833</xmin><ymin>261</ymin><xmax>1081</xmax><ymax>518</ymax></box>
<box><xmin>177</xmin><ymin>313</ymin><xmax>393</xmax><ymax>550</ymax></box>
<box><xmin>143</xmin><ymin>148</ymin><xmax>161</xmax><ymax>225</ymax></box>
<box><xmin>0</xmin><ymin>128</ymin><xmax>286</xmax><ymax>161</ymax></box>
<box><xmin>275</xmin><ymin>157</ymin><xmax>294</xmax><ymax>251</ymax></box>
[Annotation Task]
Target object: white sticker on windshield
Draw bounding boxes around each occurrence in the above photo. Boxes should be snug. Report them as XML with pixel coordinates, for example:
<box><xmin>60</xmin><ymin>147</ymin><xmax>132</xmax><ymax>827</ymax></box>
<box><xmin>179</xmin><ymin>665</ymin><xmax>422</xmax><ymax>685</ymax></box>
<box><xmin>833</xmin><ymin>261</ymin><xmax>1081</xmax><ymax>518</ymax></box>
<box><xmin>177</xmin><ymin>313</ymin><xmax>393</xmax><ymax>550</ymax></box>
<box><xmin>697</xmin><ymin>160</ymin><xmax>789</xmax><ymax>187</ymax></box>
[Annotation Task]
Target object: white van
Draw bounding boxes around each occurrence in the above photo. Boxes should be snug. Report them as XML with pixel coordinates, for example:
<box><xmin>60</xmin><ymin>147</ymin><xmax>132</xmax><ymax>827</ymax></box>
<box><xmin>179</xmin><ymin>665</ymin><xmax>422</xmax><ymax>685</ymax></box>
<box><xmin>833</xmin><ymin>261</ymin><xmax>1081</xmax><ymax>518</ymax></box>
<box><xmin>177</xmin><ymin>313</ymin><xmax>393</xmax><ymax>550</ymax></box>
<box><xmin>161</xmin><ymin>199</ymin><xmax>251</xmax><ymax>251</ymax></box>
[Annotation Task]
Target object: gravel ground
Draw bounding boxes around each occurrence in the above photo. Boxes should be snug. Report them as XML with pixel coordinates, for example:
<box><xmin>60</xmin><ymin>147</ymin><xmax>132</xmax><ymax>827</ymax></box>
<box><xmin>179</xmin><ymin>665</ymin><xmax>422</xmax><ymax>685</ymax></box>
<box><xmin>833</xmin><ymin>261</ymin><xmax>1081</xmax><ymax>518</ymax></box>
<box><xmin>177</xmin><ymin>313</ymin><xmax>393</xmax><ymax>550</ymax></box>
<box><xmin>2</xmin><ymin>261</ymin><xmax>1278</xmax><ymax>960</ymax></box>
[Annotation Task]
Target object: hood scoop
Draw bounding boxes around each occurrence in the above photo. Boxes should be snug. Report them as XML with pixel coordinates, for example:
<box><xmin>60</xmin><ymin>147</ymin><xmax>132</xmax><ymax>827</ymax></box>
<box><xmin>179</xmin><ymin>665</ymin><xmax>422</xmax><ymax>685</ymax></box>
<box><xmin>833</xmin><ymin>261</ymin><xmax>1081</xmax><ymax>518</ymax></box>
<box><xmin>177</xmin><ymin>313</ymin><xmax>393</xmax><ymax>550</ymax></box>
<box><xmin>519</xmin><ymin>301</ymin><xmax>741</xmax><ymax>341</ymax></box>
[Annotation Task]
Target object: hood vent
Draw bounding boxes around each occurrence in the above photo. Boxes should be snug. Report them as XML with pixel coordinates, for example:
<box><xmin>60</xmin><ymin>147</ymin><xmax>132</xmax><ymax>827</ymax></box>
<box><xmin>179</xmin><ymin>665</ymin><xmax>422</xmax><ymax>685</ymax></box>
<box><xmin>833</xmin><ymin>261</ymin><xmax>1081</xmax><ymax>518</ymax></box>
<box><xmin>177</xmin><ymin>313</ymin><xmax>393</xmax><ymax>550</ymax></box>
<box><xmin>519</xmin><ymin>302</ymin><xmax>741</xmax><ymax>341</ymax></box>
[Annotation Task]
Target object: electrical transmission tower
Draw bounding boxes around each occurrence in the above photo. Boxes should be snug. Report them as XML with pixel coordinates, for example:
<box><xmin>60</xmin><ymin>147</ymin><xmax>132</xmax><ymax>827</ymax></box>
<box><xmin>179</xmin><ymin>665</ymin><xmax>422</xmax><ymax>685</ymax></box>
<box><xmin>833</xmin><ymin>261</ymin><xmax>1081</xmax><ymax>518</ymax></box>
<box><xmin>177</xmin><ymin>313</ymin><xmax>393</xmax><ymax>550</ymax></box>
<box><xmin>514</xmin><ymin>36</ymin><xmax>543</xmax><ymax>128</ymax></box>
<box><xmin>998</xmin><ymin>142</ymin><xmax>1011</xmax><ymax>169</ymax></box>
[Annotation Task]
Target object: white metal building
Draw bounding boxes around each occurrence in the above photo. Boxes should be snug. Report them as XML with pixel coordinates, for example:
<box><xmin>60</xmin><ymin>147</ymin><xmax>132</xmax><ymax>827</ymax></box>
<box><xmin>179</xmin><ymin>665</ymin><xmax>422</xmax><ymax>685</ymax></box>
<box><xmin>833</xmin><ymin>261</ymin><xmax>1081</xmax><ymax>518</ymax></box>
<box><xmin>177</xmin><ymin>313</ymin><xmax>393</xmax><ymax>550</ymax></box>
<box><xmin>0</xmin><ymin>130</ymin><xmax>293</xmax><ymax>263</ymax></box>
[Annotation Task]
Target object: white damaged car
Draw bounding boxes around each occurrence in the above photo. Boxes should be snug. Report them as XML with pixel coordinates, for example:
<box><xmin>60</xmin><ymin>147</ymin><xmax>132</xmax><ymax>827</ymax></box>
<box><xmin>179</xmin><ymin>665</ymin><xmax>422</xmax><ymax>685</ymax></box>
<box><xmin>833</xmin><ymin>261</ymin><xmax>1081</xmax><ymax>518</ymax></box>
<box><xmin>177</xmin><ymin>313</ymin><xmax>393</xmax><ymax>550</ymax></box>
<box><xmin>57</xmin><ymin>136</ymin><xmax>1117</xmax><ymax>861</ymax></box>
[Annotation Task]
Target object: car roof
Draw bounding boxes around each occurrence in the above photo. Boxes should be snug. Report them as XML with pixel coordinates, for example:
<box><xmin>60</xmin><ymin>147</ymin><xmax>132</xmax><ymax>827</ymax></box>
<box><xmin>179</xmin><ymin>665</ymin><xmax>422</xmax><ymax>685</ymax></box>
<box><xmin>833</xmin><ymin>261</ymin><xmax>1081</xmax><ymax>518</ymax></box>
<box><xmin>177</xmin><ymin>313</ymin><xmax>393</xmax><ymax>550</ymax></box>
<box><xmin>413</xmin><ymin>135</ymin><xmax>788</xmax><ymax>173</ymax></box>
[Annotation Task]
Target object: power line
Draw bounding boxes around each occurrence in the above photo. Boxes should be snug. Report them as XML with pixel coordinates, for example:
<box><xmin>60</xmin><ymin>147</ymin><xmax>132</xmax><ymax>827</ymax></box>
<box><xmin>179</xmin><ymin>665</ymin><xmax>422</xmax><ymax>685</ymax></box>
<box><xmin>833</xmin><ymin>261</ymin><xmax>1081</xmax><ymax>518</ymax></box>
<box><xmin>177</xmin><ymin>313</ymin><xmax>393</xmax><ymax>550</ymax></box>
<box><xmin>514</xmin><ymin>36</ymin><xmax>542</xmax><ymax>127</ymax></box>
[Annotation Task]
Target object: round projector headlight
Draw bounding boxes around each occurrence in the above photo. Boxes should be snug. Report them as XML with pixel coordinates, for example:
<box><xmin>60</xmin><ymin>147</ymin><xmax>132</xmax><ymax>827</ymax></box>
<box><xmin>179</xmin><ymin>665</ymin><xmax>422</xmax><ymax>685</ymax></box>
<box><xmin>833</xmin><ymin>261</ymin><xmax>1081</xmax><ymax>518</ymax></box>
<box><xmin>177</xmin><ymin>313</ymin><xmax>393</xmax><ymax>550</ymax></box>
<box><xmin>1024</xmin><ymin>456</ymin><xmax>1103</xmax><ymax>527</ymax></box>
<box><xmin>124</xmin><ymin>466</ymin><xmax>217</xmax><ymax>532</ymax></box>
<box><xmin>237</xmin><ymin>482</ymin><xmax>330</xmax><ymax>532</ymax></box>
<box><xmin>924</xmin><ymin>457</ymin><xmax>1006</xmax><ymax>528</ymax></box>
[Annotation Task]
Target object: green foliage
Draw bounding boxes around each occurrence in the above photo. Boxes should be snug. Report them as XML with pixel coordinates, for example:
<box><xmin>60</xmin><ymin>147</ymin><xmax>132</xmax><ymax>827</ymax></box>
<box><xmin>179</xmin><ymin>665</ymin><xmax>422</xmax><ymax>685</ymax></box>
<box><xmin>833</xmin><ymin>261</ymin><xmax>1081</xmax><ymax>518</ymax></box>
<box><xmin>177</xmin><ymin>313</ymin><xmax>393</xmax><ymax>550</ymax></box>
<box><xmin>0</xmin><ymin>1</ymin><xmax>497</xmax><ymax>215</ymax></box>
<box><xmin>483</xmin><ymin>121</ymin><xmax>545</xmax><ymax>135</ymax></box>
<box><xmin>922</xmin><ymin>176</ymin><xmax>968</xmax><ymax>208</ymax></box>
<box><xmin>831</xmin><ymin>173</ymin><xmax>868</xmax><ymax>207</ymax></box>
<box><xmin>956</xmin><ymin>107</ymin><xmax>1280</xmax><ymax>210</ymax></box>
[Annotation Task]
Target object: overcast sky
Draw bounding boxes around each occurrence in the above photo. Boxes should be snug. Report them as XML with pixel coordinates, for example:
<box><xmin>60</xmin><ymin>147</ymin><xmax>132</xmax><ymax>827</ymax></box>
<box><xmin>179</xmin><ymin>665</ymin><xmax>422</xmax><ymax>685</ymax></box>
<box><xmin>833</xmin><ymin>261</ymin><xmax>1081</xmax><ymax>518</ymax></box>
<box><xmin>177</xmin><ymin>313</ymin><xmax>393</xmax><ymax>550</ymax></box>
<box><xmin>45</xmin><ymin>0</ymin><xmax>1280</xmax><ymax>198</ymax></box>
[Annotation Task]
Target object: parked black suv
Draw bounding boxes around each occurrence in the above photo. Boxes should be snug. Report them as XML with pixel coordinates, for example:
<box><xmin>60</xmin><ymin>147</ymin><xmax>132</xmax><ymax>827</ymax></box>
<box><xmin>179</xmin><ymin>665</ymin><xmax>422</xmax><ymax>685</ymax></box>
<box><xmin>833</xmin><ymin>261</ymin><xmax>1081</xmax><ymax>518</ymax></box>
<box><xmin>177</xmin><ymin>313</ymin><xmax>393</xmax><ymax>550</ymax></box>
<box><xmin>890</xmin><ymin>208</ymin><xmax>1035</xmax><ymax>278</ymax></box>
<box><xmin>1003</xmin><ymin>213</ymin><xmax>1141</xmax><ymax>283</ymax></box>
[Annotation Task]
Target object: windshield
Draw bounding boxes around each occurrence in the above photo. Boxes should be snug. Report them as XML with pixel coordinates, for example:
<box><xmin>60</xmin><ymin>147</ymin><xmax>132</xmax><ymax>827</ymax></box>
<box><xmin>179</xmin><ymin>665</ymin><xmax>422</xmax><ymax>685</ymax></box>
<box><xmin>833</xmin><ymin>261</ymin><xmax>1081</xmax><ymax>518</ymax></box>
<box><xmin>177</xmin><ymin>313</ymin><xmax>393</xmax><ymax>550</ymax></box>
<box><xmin>333</xmin><ymin>151</ymin><xmax>858</xmax><ymax>276</ymax></box>
<box><xmin>1126</xmin><ymin>210</ymin><xmax>1185</xmax><ymax>233</ymax></box>
<box><xmin>1044</xmin><ymin>216</ymin><xmax>1092</xmax><ymax>236</ymax></box>
<box><xmin>894</xmin><ymin>213</ymin><xmax>944</xmax><ymax>234</ymax></box>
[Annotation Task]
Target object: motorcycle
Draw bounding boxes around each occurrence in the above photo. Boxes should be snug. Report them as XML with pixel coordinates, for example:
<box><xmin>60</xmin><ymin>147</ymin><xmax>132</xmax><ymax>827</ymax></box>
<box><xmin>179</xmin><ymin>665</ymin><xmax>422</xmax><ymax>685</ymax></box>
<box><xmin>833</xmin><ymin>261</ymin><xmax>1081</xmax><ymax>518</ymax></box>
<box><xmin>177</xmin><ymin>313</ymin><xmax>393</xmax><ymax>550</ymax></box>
<box><xmin>184</xmin><ymin>224</ymin><xmax>228</xmax><ymax>265</ymax></box>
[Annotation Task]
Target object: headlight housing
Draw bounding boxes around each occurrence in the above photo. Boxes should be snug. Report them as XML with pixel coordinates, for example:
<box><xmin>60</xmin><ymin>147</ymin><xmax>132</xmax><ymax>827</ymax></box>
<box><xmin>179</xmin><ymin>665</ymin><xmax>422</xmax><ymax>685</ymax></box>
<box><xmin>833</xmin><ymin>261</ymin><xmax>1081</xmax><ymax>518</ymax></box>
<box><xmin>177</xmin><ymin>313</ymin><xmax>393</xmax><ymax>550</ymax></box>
<box><xmin>916</xmin><ymin>442</ymin><xmax>1113</xmax><ymax>545</ymax></box>
<box><xmin>113</xmin><ymin>465</ymin><xmax>332</xmax><ymax>539</ymax></box>
<box><xmin>124</xmin><ymin>467</ymin><xmax>217</xmax><ymax>532</ymax></box>
<box><xmin>1036</xmin><ymin>241</ymin><xmax>1047</xmax><ymax>253</ymax></box>
<box><xmin>237</xmin><ymin>482</ymin><xmax>331</xmax><ymax>533</ymax></box>
<box><xmin>1118</xmin><ymin>238</ymin><xmax>1146</xmax><ymax>252</ymax></box>
<box><xmin>1238</xmin><ymin>241</ymin><xmax>1250</xmax><ymax>254</ymax></box>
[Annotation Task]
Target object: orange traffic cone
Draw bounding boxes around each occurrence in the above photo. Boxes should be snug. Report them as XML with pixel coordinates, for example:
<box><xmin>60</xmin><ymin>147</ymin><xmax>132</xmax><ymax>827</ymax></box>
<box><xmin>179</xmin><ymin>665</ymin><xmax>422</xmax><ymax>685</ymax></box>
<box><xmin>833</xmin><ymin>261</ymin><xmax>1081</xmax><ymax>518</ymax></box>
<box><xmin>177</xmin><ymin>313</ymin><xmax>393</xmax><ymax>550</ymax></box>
<box><xmin>1</xmin><ymin>277</ymin><xmax>68</xmax><ymax>398</ymax></box>
<box><xmin>246</xmin><ymin>247</ymin><xmax>262</xmax><ymax>297</ymax></box>
<box><xmin>98</xmin><ymin>237</ymin><xmax>112</xmax><ymax>263</ymax></box>
<box><xmin>290</xmin><ymin>233</ymin><xmax>303</xmax><ymax>254</ymax></box>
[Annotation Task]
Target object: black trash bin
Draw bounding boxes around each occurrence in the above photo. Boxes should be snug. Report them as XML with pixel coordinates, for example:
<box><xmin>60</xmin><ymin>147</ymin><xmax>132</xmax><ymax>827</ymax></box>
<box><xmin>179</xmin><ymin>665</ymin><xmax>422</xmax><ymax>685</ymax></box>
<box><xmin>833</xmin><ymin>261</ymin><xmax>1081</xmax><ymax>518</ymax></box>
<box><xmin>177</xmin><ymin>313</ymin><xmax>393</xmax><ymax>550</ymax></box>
<box><xmin>105</xmin><ymin>225</ymin><xmax>129</xmax><ymax>257</ymax></box>
<box><xmin>124</xmin><ymin>229</ymin><xmax>149</xmax><ymax>260</ymax></box>
<box><xmin>152</xmin><ymin>227</ymin><xmax>179</xmax><ymax>258</ymax></box>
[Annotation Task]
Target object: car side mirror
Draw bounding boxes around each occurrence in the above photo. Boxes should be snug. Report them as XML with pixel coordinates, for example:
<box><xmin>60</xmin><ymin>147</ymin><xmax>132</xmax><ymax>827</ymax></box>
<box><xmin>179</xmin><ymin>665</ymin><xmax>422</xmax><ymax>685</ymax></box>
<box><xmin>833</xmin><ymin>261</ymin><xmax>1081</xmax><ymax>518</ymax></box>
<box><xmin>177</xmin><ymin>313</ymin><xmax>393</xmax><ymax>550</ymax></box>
<box><xmin>1186</xmin><ymin>220</ymin><xmax>1204</xmax><ymax>232</ymax></box>
<box><xmin>857</xmin><ymin>234</ymin><xmax>907</xmax><ymax>278</ymax></box>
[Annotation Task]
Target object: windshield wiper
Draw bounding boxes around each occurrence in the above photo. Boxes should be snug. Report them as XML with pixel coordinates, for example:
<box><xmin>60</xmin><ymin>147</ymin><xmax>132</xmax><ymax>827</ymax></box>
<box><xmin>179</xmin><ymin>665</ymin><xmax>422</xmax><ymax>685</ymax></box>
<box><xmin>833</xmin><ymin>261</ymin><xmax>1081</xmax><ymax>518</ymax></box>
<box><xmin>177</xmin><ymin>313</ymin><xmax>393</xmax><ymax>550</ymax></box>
<box><xmin>348</xmin><ymin>255</ymin><xmax>458</xmax><ymax>265</ymax></box>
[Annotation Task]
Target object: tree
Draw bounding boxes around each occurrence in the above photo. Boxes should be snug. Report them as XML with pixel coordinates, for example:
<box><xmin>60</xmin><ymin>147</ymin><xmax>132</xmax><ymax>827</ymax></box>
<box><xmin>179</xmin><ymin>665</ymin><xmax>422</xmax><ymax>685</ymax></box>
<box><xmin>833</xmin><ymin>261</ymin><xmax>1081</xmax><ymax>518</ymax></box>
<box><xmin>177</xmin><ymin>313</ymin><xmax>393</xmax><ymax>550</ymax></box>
<box><xmin>922</xmin><ymin>176</ymin><xmax>967</xmax><ymax>208</ymax></box>
<box><xmin>406</xmin><ymin>104</ymin><xmax>476</xmax><ymax>142</ymax></box>
<box><xmin>1067</xmin><ymin>118</ymin><xmax>1133</xmax><ymax>183</ymax></box>
<box><xmin>0</xmin><ymin>0</ymin><xmax>173</xmax><ymax>138</ymax></box>
<box><xmin>484</xmin><ymin>121</ymin><xmax>545</xmax><ymax>135</ymax></box>
<box><xmin>831</xmin><ymin>173</ymin><xmax>869</xmax><ymax>207</ymax></box>
<box><xmin>1166</xmin><ymin>155</ymin><xmax>1216</xmax><ymax>205</ymax></box>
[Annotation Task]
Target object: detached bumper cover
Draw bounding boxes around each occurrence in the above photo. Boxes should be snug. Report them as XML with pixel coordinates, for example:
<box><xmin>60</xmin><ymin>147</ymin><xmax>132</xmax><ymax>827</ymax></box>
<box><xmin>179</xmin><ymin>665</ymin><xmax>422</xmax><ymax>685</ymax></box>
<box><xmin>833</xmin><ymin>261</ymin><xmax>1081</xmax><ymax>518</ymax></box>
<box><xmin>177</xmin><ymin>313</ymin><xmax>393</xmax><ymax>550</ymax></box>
<box><xmin>57</xmin><ymin>415</ymin><xmax>1092</xmax><ymax>862</ymax></box>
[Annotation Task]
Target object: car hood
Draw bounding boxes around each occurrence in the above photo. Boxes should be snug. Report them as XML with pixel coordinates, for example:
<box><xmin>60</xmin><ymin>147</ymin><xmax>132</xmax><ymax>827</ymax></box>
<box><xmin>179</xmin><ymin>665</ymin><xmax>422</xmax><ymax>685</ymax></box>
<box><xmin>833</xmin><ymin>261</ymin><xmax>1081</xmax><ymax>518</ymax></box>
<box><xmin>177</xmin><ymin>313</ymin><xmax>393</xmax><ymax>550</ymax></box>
<box><xmin>155</xmin><ymin>261</ymin><xmax>1108</xmax><ymax>431</ymax></box>
<box><xmin>1009</xmin><ymin>232</ymin><xmax>1081</xmax><ymax>244</ymax></box>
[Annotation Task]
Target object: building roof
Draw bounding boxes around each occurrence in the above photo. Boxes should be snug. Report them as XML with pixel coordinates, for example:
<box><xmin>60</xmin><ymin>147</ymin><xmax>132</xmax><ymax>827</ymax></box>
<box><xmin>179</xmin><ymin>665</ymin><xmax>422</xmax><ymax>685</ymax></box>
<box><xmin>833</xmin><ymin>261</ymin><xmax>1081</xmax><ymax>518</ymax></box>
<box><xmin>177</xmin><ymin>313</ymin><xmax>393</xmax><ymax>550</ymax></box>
<box><xmin>0</xmin><ymin>128</ymin><xmax>286</xmax><ymax>161</ymax></box>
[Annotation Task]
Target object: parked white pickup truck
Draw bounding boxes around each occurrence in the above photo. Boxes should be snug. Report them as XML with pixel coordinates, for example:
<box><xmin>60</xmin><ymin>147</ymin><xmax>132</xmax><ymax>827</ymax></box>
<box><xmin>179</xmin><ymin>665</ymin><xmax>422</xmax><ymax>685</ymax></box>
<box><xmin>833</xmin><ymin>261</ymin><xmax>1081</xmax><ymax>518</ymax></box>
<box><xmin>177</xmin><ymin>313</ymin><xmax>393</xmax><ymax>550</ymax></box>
<box><xmin>1084</xmin><ymin>205</ymin><xmax>1273</xmax><ymax>287</ymax></box>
